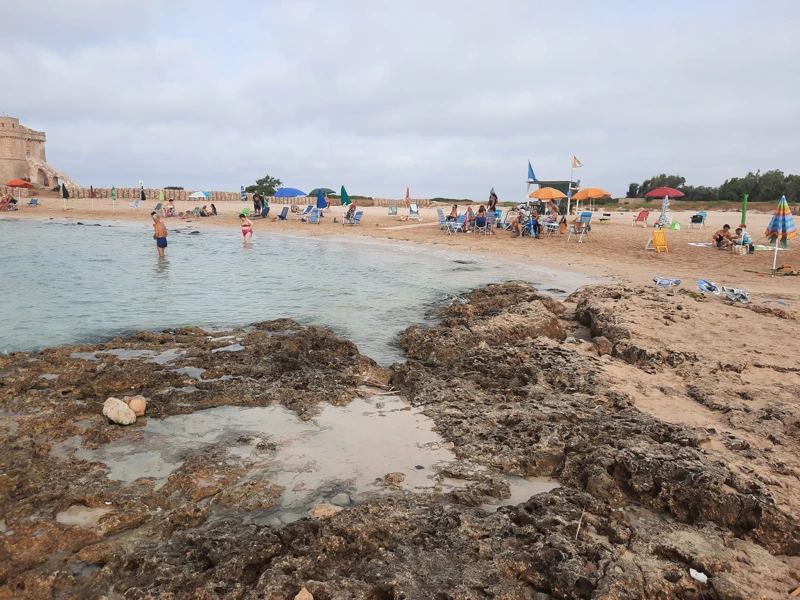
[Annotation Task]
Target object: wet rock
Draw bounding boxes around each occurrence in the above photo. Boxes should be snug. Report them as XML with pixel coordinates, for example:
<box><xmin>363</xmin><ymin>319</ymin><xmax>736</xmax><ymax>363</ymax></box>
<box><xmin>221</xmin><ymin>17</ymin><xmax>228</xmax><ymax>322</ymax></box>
<box><xmin>123</xmin><ymin>395</ymin><xmax>147</xmax><ymax>417</ymax></box>
<box><xmin>330</xmin><ymin>493</ymin><xmax>351</xmax><ymax>506</ymax></box>
<box><xmin>101</xmin><ymin>397</ymin><xmax>136</xmax><ymax>425</ymax></box>
<box><xmin>212</xmin><ymin>480</ymin><xmax>283</xmax><ymax>511</ymax></box>
<box><xmin>307</xmin><ymin>503</ymin><xmax>343</xmax><ymax>519</ymax></box>
<box><xmin>382</xmin><ymin>472</ymin><xmax>406</xmax><ymax>488</ymax></box>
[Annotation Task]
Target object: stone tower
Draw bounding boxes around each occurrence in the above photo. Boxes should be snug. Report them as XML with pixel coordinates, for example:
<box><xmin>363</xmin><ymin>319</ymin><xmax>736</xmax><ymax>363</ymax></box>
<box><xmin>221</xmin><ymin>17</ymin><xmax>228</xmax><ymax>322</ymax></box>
<box><xmin>0</xmin><ymin>117</ymin><xmax>78</xmax><ymax>188</ymax></box>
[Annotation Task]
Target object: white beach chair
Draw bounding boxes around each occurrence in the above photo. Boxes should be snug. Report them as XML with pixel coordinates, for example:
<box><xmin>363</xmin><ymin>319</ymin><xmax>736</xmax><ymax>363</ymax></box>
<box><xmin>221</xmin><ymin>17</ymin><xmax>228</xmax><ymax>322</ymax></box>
<box><xmin>409</xmin><ymin>203</ymin><xmax>421</xmax><ymax>221</ymax></box>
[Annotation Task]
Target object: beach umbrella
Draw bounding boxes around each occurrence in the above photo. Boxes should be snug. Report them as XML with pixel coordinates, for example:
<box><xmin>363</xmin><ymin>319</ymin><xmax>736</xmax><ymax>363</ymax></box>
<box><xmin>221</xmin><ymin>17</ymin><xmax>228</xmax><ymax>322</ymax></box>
<box><xmin>657</xmin><ymin>195</ymin><xmax>671</xmax><ymax>228</ymax></box>
<box><xmin>529</xmin><ymin>187</ymin><xmax>567</xmax><ymax>200</ymax></box>
<box><xmin>765</xmin><ymin>196</ymin><xmax>797</xmax><ymax>276</ymax></box>
<box><xmin>405</xmin><ymin>187</ymin><xmax>411</xmax><ymax>207</ymax></box>
<box><xmin>274</xmin><ymin>187</ymin><xmax>307</xmax><ymax>198</ymax></box>
<box><xmin>159</xmin><ymin>189</ymin><xmax>165</xmax><ymax>203</ymax></box>
<box><xmin>309</xmin><ymin>187</ymin><xmax>335</xmax><ymax>197</ymax></box>
<box><xmin>189</xmin><ymin>191</ymin><xmax>209</xmax><ymax>199</ymax></box>
<box><xmin>644</xmin><ymin>187</ymin><xmax>684</xmax><ymax>199</ymax></box>
<box><xmin>316</xmin><ymin>188</ymin><xmax>327</xmax><ymax>210</ymax></box>
<box><xmin>111</xmin><ymin>185</ymin><xmax>117</xmax><ymax>214</ymax></box>
<box><xmin>741</xmin><ymin>193</ymin><xmax>749</xmax><ymax>228</ymax></box>
<box><xmin>140</xmin><ymin>187</ymin><xmax>145</xmax><ymax>202</ymax></box>
<box><xmin>572</xmin><ymin>187</ymin><xmax>611</xmax><ymax>201</ymax></box>
<box><xmin>240</xmin><ymin>185</ymin><xmax>247</xmax><ymax>203</ymax></box>
<box><xmin>62</xmin><ymin>183</ymin><xmax>70</xmax><ymax>200</ymax></box>
<box><xmin>341</xmin><ymin>185</ymin><xmax>352</xmax><ymax>206</ymax></box>
<box><xmin>6</xmin><ymin>179</ymin><xmax>33</xmax><ymax>201</ymax></box>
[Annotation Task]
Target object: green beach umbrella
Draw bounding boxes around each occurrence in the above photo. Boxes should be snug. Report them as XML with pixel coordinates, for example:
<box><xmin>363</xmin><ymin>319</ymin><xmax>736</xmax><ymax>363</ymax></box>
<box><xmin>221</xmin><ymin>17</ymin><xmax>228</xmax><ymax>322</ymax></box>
<box><xmin>159</xmin><ymin>189</ymin><xmax>165</xmax><ymax>202</ymax></box>
<box><xmin>309</xmin><ymin>187</ymin><xmax>336</xmax><ymax>196</ymax></box>
<box><xmin>111</xmin><ymin>185</ymin><xmax>117</xmax><ymax>201</ymax></box>
<box><xmin>740</xmin><ymin>193</ymin><xmax>748</xmax><ymax>228</ymax></box>
<box><xmin>340</xmin><ymin>185</ymin><xmax>352</xmax><ymax>206</ymax></box>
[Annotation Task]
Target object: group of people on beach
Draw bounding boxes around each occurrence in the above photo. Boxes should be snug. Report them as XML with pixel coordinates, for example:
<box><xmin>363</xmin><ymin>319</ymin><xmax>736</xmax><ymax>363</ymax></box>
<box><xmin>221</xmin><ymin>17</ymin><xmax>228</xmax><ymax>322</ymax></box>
<box><xmin>444</xmin><ymin>193</ymin><xmax>567</xmax><ymax>238</ymax></box>
<box><xmin>0</xmin><ymin>194</ymin><xmax>17</xmax><ymax>211</ymax></box>
<box><xmin>713</xmin><ymin>224</ymin><xmax>753</xmax><ymax>252</ymax></box>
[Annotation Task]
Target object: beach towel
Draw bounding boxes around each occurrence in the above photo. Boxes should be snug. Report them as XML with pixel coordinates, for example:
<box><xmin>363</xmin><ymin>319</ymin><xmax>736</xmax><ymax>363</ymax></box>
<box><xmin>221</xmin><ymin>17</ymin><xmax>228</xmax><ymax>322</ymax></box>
<box><xmin>689</xmin><ymin>242</ymin><xmax>782</xmax><ymax>251</ymax></box>
<box><xmin>697</xmin><ymin>280</ymin><xmax>720</xmax><ymax>294</ymax></box>
<box><xmin>653</xmin><ymin>276</ymin><xmax>682</xmax><ymax>287</ymax></box>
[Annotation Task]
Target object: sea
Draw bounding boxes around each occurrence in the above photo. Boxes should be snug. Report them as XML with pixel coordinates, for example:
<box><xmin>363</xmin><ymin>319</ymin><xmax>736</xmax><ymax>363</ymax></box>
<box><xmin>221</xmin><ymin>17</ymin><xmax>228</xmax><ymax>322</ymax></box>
<box><xmin>0</xmin><ymin>218</ymin><xmax>595</xmax><ymax>364</ymax></box>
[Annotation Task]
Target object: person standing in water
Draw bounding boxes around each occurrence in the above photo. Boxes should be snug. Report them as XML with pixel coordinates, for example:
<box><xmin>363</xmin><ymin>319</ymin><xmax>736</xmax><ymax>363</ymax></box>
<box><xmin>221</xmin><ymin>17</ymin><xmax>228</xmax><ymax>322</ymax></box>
<box><xmin>152</xmin><ymin>212</ymin><xmax>168</xmax><ymax>257</ymax></box>
<box><xmin>240</xmin><ymin>213</ymin><xmax>253</xmax><ymax>243</ymax></box>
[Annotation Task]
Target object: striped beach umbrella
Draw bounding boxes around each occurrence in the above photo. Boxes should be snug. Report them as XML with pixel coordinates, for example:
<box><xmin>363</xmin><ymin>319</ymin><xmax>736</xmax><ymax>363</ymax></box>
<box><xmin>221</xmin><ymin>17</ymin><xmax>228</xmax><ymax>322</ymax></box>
<box><xmin>765</xmin><ymin>196</ymin><xmax>797</xmax><ymax>275</ymax></box>
<box><xmin>240</xmin><ymin>186</ymin><xmax>247</xmax><ymax>203</ymax></box>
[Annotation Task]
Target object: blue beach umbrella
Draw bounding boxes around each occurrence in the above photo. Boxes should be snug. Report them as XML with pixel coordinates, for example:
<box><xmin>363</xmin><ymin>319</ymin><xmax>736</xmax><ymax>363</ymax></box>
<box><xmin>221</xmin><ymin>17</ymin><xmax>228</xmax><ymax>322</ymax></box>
<box><xmin>240</xmin><ymin>186</ymin><xmax>247</xmax><ymax>202</ymax></box>
<box><xmin>274</xmin><ymin>187</ymin><xmax>307</xmax><ymax>198</ymax></box>
<box><xmin>316</xmin><ymin>188</ymin><xmax>327</xmax><ymax>209</ymax></box>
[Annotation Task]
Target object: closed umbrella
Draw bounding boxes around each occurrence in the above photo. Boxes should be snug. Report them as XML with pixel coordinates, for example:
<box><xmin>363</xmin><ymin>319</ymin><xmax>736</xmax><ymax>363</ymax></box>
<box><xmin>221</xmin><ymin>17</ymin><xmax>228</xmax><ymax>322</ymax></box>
<box><xmin>765</xmin><ymin>196</ymin><xmax>797</xmax><ymax>276</ymax></box>
<box><xmin>240</xmin><ymin>185</ymin><xmax>248</xmax><ymax>203</ymax></box>
<box><xmin>62</xmin><ymin>183</ymin><xmax>70</xmax><ymax>200</ymax></box>
<box><xmin>316</xmin><ymin>188</ymin><xmax>327</xmax><ymax>210</ymax></box>
<box><xmin>341</xmin><ymin>185</ymin><xmax>352</xmax><ymax>206</ymax></box>
<box><xmin>741</xmin><ymin>193</ymin><xmax>749</xmax><ymax>228</ymax></box>
<box><xmin>529</xmin><ymin>187</ymin><xmax>567</xmax><ymax>201</ymax></box>
<box><xmin>111</xmin><ymin>185</ymin><xmax>117</xmax><ymax>214</ymax></box>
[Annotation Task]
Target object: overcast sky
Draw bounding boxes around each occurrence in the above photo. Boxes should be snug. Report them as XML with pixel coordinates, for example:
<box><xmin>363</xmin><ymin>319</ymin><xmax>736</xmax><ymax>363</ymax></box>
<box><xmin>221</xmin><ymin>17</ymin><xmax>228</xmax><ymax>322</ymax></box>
<box><xmin>2</xmin><ymin>0</ymin><xmax>798</xmax><ymax>199</ymax></box>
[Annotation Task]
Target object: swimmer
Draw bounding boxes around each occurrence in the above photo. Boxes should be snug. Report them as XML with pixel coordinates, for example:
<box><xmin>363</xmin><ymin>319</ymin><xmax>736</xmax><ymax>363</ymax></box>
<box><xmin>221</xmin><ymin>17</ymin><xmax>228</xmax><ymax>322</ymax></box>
<box><xmin>239</xmin><ymin>213</ymin><xmax>253</xmax><ymax>243</ymax></box>
<box><xmin>151</xmin><ymin>212</ymin><xmax>168</xmax><ymax>257</ymax></box>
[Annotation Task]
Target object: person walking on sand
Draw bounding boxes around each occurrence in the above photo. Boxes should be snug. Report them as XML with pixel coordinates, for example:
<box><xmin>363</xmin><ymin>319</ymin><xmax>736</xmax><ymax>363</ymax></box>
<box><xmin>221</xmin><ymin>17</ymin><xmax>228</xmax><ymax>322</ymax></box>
<box><xmin>240</xmin><ymin>213</ymin><xmax>253</xmax><ymax>243</ymax></box>
<box><xmin>152</xmin><ymin>212</ymin><xmax>168</xmax><ymax>257</ymax></box>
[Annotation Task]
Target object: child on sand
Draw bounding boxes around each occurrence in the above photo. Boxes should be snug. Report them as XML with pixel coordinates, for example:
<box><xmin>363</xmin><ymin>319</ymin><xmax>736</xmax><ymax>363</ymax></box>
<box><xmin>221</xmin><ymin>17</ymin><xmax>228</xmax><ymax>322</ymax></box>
<box><xmin>151</xmin><ymin>212</ymin><xmax>168</xmax><ymax>257</ymax></box>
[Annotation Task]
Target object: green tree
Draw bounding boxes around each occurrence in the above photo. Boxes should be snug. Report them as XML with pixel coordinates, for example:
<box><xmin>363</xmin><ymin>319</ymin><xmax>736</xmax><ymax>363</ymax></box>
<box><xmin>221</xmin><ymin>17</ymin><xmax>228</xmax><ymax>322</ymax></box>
<box><xmin>626</xmin><ymin>183</ymin><xmax>640</xmax><ymax>198</ymax></box>
<box><xmin>245</xmin><ymin>174</ymin><xmax>283</xmax><ymax>196</ymax></box>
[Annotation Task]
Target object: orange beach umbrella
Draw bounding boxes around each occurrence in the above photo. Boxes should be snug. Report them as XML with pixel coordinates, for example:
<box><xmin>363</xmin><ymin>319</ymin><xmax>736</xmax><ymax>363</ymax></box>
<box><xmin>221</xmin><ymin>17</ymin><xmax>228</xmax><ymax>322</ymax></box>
<box><xmin>529</xmin><ymin>187</ymin><xmax>567</xmax><ymax>200</ymax></box>
<box><xmin>572</xmin><ymin>187</ymin><xmax>611</xmax><ymax>200</ymax></box>
<box><xmin>5</xmin><ymin>179</ymin><xmax>33</xmax><ymax>200</ymax></box>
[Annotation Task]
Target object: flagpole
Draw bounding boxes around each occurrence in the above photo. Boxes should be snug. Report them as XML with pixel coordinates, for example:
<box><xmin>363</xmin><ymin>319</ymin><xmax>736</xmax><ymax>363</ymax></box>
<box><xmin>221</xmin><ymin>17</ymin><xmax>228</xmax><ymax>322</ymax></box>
<box><xmin>567</xmin><ymin>163</ymin><xmax>574</xmax><ymax>216</ymax></box>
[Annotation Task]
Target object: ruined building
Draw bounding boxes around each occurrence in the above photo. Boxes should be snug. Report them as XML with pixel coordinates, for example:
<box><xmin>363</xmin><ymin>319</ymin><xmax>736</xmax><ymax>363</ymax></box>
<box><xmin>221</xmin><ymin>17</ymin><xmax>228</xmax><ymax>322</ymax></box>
<box><xmin>0</xmin><ymin>116</ymin><xmax>79</xmax><ymax>188</ymax></box>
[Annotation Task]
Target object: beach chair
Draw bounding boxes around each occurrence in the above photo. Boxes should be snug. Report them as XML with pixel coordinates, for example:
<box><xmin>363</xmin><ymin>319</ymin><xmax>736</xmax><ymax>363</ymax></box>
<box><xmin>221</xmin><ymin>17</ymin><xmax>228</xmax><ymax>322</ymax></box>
<box><xmin>307</xmin><ymin>208</ymin><xmax>321</xmax><ymax>224</ymax></box>
<box><xmin>436</xmin><ymin>208</ymin><xmax>448</xmax><ymax>230</ymax></box>
<box><xmin>343</xmin><ymin>210</ymin><xmax>364</xmax><ymax>226</ymax></box>
<box><xmin>27</xmin><ymin>198</ymin><xmax>39</xmax><ymax>207</ymax></box>
<box><xmin>153</xmin><ymin>202</ymin><xmax>163</xmax><ymax>215</ymax></box>
<box><xmin>485</xmin><ymin>212</ymin><xmax>496</xmax><ymax>235</ymax></box>
<box><xmin>388</xmin><ymin>206</ymin><xmax>398</xmax><ymax>219</ymax></box>
<box><xmin>689</xmin><ymin>211</ymin><xmax>707</xmax><ymax>229</ymax></box>
<box><xmin>645</xmin><ymin>229</ymin><xmax>669</xmax><ymax>252</ymax></box>
<box><xmin>567</xmin><ymin>212</ymin><xmax>593</xmax><ymax>242</ymax></box>
<box><xmin>129</xmin><ymin>199</ymin><xmax>141</xmax><ymax>211</ymax></box>
<box><xmin>474</xmin><ymin>216</ymin><xmax>488</xmax><ymax>235</ymax></box>
<box><xmin>7</xmin><ymin>199</ymin><xmax>19</xmax><ymax>211</ymax></box>
<box><xmin>241</xmin><ymin>207</ymin><xmax>251</xmax><ymax>217</ymax></box>
<box><xmin>494</xmin><ymin>209</ymin><xmax>502</xmax><ymax>223</ymax></box>
<box><xmin>295</xmin><ymin>205</ymin><xmax>312</xmax><ymax>220</ymax></box>
<box><xmin>409</xmin><ymin>203</ymin><xmax>421</xmax><ymax>221</ymax></box>
<box><xmin>446</xmin><ymin>214</ymin><xmax>467</xmax><ymax>235</ymax></box>
<box><xmin>193</xmin><ymin>206</ymin><xmax>201</xmax><ymax>217</ymax></box>
<box><xmin>277</xmin><ymin>206</ymin><xmax>289</xmax><ymax>220</ymax></box>
<box><xmin>632</xmin><ymin>210</ymin><xmax>649</xmax><ymax>227</ymax></box>
<box><xmin>599</xmin><ymin>213</ymin><xmax>612</xmax><ymax>223</ymax></box>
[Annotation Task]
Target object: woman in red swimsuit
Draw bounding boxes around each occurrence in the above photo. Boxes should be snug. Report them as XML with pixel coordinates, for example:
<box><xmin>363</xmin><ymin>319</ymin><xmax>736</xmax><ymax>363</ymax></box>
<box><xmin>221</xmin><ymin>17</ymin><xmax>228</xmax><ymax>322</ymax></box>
<box><xmin>239</xmin><ymin>213</ymin><xmax>253</xmax><ymax>243</ymax></box>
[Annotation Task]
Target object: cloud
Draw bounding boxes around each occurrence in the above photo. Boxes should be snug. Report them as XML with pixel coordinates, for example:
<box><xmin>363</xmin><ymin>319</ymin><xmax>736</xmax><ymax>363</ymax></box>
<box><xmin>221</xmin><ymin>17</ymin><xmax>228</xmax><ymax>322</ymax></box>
<box><xmin>2</xmin><ymin>0</ymin><xmax>799</xmax><ymax>199</ymax></box>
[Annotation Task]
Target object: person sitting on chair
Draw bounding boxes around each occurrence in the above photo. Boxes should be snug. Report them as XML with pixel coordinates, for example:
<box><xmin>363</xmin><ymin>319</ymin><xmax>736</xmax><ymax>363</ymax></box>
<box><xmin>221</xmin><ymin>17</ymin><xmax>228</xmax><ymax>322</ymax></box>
<box><xmin>713</xmin><ymin>224</ymin><xmax>733</xmax><ymax>249</ymax></box>
<box><xmin>345</xmin><ymin>203</ymin><xmax>357</xmax><ymax>221</ymax></box>
<box><xmin>446</xmin><ymin>204</ymin><xmax>458</xmax><ymax>221</ymax></box>
<box><xmin>509</xmin><ymin>209</ymin><xmax>529</xmax><ymax>237</ymax></box>
<box><xmin>165</xmin><ymin>199</ymin><xmax>176</xmax><ymax>217</ymax></box>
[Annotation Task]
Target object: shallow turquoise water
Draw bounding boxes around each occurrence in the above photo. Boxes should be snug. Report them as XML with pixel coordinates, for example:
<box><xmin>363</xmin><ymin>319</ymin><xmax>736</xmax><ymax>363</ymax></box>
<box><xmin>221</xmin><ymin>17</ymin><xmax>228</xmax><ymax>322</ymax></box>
<box><xmin>0</xmin><ymin>218</ymin><xmax>593</xmax><ymax>364</ymax></box>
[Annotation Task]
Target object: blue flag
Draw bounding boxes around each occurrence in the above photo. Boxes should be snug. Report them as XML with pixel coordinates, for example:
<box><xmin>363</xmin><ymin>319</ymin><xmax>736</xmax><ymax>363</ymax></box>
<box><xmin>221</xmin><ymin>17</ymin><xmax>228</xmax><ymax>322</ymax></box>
<box><xmin>527</xmin><ymin>161</ymin><xmax>537</xmax><ymax>182</ymax></box>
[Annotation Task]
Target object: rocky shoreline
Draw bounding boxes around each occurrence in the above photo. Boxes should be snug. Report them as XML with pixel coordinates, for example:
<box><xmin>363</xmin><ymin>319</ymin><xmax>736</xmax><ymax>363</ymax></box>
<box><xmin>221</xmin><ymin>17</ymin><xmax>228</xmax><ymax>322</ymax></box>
<box><xmin>1</xmin><ymin>283</ymin><xmax>798</xmax><ymax>599</ymax></box>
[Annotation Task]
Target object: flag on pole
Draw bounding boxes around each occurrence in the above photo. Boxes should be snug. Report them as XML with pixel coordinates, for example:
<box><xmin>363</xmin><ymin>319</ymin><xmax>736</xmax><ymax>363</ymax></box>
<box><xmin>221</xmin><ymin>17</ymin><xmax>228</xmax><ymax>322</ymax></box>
<box><xmin>405</xmin><ymin>187</ymin><xmax>410</xmax><ymax>208</ymax></box>
<box><xmin>527</xmin><ymin>161</ymin><xmax>537</xmax><ymax>182</ymax></box>
<box><xmin>572</xmin><ymin>156</ymin><xmax>583</xmax><ymax>169</ymax></box>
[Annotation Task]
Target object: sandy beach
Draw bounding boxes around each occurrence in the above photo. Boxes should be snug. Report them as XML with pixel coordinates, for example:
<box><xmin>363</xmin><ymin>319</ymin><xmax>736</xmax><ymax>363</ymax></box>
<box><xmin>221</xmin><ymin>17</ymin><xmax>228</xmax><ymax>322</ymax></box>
<box><xmin>4</xmin><ymin>193</ymin><xmax>797</xmax><ymax>297</ymax></box>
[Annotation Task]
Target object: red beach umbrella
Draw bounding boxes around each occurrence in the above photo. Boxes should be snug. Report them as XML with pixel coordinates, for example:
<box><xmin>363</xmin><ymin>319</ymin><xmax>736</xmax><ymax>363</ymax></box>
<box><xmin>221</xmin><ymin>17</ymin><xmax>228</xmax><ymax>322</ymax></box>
<box><xmin>6</xmin><ymin>179</ymin><xmax>34</xmax><ymax>201</ymax></box>
<box><xmin>645</xmin><ymin>187</ymin><xmax>684</xmax><ymax>198</ymax></box>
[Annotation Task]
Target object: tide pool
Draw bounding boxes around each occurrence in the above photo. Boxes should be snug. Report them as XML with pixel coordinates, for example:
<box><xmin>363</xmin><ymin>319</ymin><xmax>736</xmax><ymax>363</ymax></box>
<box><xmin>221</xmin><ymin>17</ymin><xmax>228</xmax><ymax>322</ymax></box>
<box><xmin>0</xmin><ymin>218</ymin><xmax>594</xmax><ymax>364</ymax></box>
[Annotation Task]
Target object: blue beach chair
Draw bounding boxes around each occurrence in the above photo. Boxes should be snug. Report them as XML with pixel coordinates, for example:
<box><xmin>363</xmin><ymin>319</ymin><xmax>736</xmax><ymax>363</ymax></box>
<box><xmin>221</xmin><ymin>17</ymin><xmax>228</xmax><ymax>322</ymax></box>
<box><xmin>388</xmin><ymin>206</ymin><xmax>398</xmax><ymax>219</ymax></box>
<box><xmin>277</xmin><ymin>206</ymin><xmax>289</xmax><ymax>220</ymax></box>
<box><xmin>295</xmin><ymin>205</ymin><xmax>312</xmax><ymax>220</ymax></box>
<box><xmin>307</xmin><ymin>208</ymin><xmax>321</xmax><ymax>224</ymax></box>
<box><xmin>567</xmin><ymin>212</ymin><xmax>593</xmax><ymax>243</ymax></box>
<box><xmin>437</xmin><ymin>208</ymin><xmax>448</xmax><ymax>230</ymax></box>
<box><xmin>343</xmin><ymin>210</ymin><xmax>364</xmax><ymax>226</ymax></box>
<box><xmin>446</xmin><ymin>214</ymin><xmax>466</xmax><ymax>235</ymax></box>
<box><xmin>27</xmin><ymin>198</ymin><xmax>39</xmax><ymax>207</ymax></box>
<box><xmin>409</xmin><ymin>203</ymin><xmax>421</xmax><ymax>221</ymax></box>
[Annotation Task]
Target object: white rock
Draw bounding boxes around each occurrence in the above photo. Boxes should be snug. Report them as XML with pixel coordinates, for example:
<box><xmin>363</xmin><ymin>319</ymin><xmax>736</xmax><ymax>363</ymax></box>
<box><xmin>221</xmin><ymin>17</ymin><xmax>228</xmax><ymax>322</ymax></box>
<box><xmin>307</xmin><ymin>503</ymin><xmax>343</xmax><ymax>519</ymax></box>
<box><xmin>689</xmin><ymin>568</ymin><xmax>708</xmax><ymax>584</ymax></box>
<box><xmin>102</xmin><ymin>397</ymin><xmax>137</xmax><ymax>425</ymax></box>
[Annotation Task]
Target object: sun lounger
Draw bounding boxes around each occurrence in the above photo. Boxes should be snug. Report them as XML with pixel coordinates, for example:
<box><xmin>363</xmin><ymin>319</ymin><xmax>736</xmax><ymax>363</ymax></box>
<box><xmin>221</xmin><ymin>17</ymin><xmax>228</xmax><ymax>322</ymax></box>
<box><xmin>409</xmin><ymin>203</ymin><xmax>421</xmax><ymax>221</ymax></box>
<box><xmin>632</xmin><ymin>210</ymin><xmax>649</xmax><ymax>227</ymax></box>
<box><xmin>295</xmin><ymin>205</ymin><xmax>312</xmax><ymax>220</ymax></box>
<box><xmin>689</xmin><ymin>211</ymin><xmax>707</xmax><ymax>229</ymax></box>
<box><xmin>567</xmin><ymin>212</ymin><xmax>593</xmax><ymax>242</ymax></box>
<box><xmin>129</xmin><ymin>199</ymin><xmax>141</xmax><ymax>211</ymax></box>
<box><xmin>388</xmin><ymin>206</ymin><xmax>398</xmax><ymax>218</ymax></box>
<box><xmin>343</xmin><ymin>210</ymin><xmax>363</xmax><ymax>226</ymax></box>
<box><xmin>307</xmin><ymin>208</ymin><xmax>321</xmax><ymax>224</ymax></box>
<box><xmin>437</xmin><ymin>208</ymin><xmax>448</xmax><ymax>230</ymax></box>
<box><xmin>27</xmin><ymin>198</ymin><xmax>39</xmax><ymax>207</ymax></box>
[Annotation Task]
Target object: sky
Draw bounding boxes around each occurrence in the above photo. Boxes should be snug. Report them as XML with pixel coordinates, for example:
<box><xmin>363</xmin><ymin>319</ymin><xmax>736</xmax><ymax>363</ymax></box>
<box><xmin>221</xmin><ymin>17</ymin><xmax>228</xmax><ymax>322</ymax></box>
<box><xmin>2</xmin><ymin>0</ymin><xmax>799</xmax><ymax>200</ymax></box>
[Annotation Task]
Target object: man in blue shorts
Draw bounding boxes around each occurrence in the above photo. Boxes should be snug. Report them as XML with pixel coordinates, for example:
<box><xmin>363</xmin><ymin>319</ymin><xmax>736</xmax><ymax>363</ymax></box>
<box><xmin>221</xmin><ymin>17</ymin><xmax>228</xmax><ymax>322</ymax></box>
<box><xmin>152</xmin><ymin>212</ymin><xmax>168</xmax><ymax>257</ymax></box>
